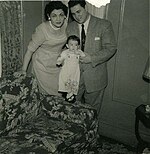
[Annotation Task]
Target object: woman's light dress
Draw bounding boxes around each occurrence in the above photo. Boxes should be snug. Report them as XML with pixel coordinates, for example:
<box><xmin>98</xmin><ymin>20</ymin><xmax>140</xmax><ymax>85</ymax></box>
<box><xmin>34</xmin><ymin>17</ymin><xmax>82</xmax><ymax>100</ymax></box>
<box><xmin>27</xmin><ymin>21</ymin><xmax>67</xmax><ymax>96</ymax></box>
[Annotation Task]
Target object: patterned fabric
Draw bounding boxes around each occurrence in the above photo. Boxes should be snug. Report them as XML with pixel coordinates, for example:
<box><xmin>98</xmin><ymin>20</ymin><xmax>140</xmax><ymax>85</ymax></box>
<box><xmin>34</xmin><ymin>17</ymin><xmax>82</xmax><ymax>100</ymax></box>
<box><xmin>0</xmin><ymin>1</ymin><xmax>23</xmax><ymax>77</ymax></box>
<box><xmin>0</xmin><ymin>75</ymin><xmax>98</xmax><ymax>154</ymax></box>
<box><xmin>0</xmin><ymin>75</ymin><xmax>41</xmax><ymax>134</ymax></box>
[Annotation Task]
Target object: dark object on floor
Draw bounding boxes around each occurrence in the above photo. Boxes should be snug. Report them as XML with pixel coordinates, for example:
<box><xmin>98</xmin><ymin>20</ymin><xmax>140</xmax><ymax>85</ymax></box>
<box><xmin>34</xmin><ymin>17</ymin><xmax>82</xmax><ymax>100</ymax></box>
<box><xmin>135</xmin><ymin>104</ymin><xmax>150</xmax><ymax>153</ymax></box>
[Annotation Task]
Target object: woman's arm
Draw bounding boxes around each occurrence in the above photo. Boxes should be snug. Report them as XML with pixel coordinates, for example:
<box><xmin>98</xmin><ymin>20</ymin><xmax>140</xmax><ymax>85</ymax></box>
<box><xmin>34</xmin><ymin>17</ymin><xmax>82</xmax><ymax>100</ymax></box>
<box><xmin>22</xmin><ymin>50</ymin><xmax>34</xmax><ymax>72</ymax></box>
<box><xmin>22</xmin><ymin>24</ymin><xmax>46</xmax><ymax>72</ymax></box>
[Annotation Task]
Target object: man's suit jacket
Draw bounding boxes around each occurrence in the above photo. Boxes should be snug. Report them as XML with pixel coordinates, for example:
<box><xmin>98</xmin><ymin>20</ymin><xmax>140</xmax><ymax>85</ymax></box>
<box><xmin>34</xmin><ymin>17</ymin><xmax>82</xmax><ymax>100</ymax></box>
<box><xmin>67</xmin><ymin>15</ymin><xmax>117</xmax><ymax>93</ymax></box>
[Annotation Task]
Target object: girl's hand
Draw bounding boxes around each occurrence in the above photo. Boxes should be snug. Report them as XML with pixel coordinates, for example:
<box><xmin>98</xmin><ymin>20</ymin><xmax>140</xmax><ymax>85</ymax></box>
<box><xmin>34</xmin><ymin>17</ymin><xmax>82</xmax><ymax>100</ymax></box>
<box><xmin>80</xmin><ymin>53</ymin><xmax>91</xmax><ymax>64</ymax></box>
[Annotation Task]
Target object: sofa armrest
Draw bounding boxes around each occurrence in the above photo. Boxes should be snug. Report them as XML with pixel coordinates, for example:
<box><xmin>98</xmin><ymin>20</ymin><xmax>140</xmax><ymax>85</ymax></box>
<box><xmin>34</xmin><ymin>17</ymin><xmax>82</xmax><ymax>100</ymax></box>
<box><xmin>0</xmin><ymin>74</ymin><xmax>41</xmax><ymax>134</ymax></box>
<box><xmin>0</xmin><ymin>74</ymin><xmax>37</xmax><ymax>96</ymax></box>
<box><xmin>41</xmin><ymin>95</ymin><xmax>98</xmax><ymax>130</ymax></box>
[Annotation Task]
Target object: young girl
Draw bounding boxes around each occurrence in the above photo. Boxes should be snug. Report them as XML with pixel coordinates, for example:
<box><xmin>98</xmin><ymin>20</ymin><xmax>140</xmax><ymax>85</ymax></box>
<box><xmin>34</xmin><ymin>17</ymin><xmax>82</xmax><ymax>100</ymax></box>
<box><xmin>56</xmin><ymin>35</ymin><xmax>85</xmax><ymax>102</ymax></box>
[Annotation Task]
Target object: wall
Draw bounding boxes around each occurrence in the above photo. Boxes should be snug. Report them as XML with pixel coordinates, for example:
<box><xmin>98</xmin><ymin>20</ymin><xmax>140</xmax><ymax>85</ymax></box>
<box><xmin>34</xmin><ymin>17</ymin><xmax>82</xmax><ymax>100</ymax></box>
<box><xmin>99</xmin><ymin>0</ymin><xmax>149</xmax><ymax>147</ymax></box>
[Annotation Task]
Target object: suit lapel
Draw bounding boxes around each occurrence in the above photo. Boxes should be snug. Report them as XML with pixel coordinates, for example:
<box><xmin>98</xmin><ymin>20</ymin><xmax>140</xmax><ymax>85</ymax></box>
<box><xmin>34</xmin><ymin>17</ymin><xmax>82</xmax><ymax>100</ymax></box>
<box><xmin>84</xmin><ymin>16</ymin><xmax>96</xmax><ymax>52</ymax></box>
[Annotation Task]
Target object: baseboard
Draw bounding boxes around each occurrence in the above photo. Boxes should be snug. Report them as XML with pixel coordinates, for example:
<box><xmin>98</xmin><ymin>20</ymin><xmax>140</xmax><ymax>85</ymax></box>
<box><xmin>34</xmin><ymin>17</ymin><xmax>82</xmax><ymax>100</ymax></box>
<box><xmin>98</xmin><ymin>120</ymin><xmax>138</xmax><ymax>147</ymax></box>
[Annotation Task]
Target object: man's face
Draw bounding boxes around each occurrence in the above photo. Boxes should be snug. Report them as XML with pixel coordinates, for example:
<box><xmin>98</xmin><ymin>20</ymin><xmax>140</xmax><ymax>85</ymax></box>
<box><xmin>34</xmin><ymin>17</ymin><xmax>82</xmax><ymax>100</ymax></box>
<box><xmin>70</xmin><ymin>4</ymin><xmax>88</xmax><ymax>24</ymax></box>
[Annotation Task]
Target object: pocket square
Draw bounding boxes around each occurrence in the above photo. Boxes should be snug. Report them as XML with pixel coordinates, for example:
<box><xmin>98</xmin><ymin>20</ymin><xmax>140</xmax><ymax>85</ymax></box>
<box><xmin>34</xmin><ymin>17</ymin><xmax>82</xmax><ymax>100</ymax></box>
<box><xmin>94</xmin><ymin>37</ymin><xmax>100</xmax><ymax>40</ymax></box>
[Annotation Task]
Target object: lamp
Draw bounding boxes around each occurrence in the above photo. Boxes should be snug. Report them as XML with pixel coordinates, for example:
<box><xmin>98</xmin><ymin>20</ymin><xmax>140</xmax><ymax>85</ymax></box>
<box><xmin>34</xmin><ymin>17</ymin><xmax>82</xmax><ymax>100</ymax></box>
<box><xmin>143</xmin><ymin>57</ymin><xmax>150</xmax><ymax>80</ymax></box>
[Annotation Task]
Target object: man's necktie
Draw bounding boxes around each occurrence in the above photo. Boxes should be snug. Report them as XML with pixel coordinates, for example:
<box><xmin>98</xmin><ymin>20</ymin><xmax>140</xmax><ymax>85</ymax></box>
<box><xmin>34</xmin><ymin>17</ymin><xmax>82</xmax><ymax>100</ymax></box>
<box><xmin>81</xmin><ymin>24</ymin><xmax>86</xmax><ymax>51</ymax></box>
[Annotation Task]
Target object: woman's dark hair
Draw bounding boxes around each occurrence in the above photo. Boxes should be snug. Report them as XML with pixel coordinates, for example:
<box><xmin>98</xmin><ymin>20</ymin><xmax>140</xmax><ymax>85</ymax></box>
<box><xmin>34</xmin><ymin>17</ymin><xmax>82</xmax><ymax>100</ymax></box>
<box><xmin>67</xmin><ymin>35</ymin><xmax>80</xmax><ymax>45</ymax></box>
<box><xmin>68</xmin><ymin>0</ymin><xmax>86</xmax><ymax>9</ymax></box>
<box><xmin>44</xmin><ymin>1</ymin><xmax>68</xmax><ymax>21</ymax></box>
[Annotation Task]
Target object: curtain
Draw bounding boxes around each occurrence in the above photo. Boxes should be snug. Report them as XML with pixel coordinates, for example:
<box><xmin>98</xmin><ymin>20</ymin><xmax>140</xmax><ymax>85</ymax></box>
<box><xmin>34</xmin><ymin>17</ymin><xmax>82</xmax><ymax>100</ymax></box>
<box><xmin>143</xmin><ymin>57</ymin><xmax>150</xmax><ymax>80</ymax></box>
<box><xmin>0</xmin><ymin>1</ymin><xmax>23</xmax><ymax>77</ymax></box>
<box><xmin>86</xmin><ymin>1</ymin><xmax>109</xmax><ymax>19</ymax></box>
<box><xmin>0</xmin><ymin>32</ymin><xmax>1</xmax><ymax>77</ymax></box>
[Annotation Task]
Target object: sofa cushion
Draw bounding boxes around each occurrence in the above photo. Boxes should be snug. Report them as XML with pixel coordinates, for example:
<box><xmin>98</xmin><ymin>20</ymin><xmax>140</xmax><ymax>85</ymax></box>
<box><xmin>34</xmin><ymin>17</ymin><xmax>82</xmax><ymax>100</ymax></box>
<box><xmin>0</xmin><ymin>111</ymin><xmax>97</xmax><ymax>154</ymax></box>
<box><xmin>41</xmin><ymin>94</ymin><xmax>98</xmax><ymax>131</ymax></box>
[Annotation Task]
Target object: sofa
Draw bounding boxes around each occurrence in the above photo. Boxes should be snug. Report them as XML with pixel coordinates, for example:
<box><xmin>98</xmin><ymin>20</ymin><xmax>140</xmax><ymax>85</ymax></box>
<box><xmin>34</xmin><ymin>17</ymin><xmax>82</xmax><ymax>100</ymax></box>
<box><xmin>0</xmin><ymin>74</ymin><xmax>98</xmax><ymax>154</ymax></box>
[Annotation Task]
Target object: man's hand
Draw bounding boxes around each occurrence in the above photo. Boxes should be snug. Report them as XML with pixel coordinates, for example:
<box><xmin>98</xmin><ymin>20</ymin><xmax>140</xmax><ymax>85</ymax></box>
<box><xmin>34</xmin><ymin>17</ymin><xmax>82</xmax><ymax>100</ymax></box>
<box><xmin>80</xmin><ymin>53</ymin><xmax>92</xmax><ymax>63</ymax></box>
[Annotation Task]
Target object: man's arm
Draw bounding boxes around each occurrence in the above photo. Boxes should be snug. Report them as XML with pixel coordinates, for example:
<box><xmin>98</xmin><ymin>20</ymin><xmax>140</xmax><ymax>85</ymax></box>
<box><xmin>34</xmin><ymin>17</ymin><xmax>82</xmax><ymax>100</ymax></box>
<box><xmin>80</xmin><ymin>21</ymin><xmax>117</xmax><ymax>66</ymax></box>
<box><xmin>91</xmin><ymin>21</ymin><xmax>117</xmax><ymax>67</ymax></box>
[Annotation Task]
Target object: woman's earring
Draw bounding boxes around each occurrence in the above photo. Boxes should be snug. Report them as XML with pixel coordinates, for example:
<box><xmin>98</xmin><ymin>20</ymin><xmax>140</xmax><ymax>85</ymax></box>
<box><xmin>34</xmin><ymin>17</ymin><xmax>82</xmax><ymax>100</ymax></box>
<box><xmin>48</xmin><ymin>17</ymin><xmax>51</xmax><ymax>21</ymax></box>
<box><xmin>47</xmin><ymin>14</ymin><xmax>51</xmax><ymax>21</ymax></box>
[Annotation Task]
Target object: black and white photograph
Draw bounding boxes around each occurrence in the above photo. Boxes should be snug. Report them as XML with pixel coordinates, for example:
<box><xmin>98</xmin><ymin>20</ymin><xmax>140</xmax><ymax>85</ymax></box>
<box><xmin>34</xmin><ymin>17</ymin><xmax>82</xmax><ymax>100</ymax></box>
<box><xmin>0</xmin><ymin>0</ymin><xmax>149</xmax><ymax>153</ymax></box>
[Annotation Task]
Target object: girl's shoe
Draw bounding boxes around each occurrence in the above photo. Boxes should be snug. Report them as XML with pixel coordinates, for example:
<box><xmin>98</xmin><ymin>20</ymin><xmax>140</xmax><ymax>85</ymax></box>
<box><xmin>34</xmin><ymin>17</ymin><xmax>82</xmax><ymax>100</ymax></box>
<box><xmin>66</xmin><ymin>95</ymin><xmax>76</xmax><ymax>103</ymax></box>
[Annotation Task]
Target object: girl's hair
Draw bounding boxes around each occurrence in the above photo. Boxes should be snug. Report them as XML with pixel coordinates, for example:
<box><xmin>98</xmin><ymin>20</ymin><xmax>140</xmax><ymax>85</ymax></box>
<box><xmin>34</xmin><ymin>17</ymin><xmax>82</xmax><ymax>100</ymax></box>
<box><xmin>44</xmin><ymin>1</ymin><xmax>68</xmax><ymax>21</ymax></box>
<box><xmin>68</xmin><ymin>0</ymin><xmax>86</xmax><ymax>9</ymax></box>
<box><xmin>67</xmin><ymin>35</ymin><xmax>80</xmax><ymax>45</ymax></box>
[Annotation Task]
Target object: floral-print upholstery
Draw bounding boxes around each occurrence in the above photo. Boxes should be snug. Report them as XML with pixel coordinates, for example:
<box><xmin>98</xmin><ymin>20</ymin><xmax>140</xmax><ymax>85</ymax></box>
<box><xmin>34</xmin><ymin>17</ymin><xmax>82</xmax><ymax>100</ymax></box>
<box><xmin>0</xmin><ymin>75</ymin><xmax>98</xmax><ymax>154</ymax></box>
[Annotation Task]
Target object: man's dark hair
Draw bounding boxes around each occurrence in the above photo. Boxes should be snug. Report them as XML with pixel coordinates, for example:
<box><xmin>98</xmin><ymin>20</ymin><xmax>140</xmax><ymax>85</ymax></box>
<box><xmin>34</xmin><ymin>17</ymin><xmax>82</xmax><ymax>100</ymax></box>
<box><xmin>67</xmin><ymin>35</ymin><xmax>80</xmax><ymax>45</ymax></box>
<box><xmin>44</xmin><ymin>1</ymin><xmax>68</xmax><ymax>21</ymax></box>
<box><xmin>68</xmin><ymin>0</ymin><xmax>86</xmax><ymax>9</ymax></box>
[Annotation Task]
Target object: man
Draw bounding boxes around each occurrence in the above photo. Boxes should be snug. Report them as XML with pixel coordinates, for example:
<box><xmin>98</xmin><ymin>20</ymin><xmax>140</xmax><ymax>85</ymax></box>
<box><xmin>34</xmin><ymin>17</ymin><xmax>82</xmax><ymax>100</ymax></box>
<box><xmin>67</xmin><ymin>0</ymin><xmax>117</xmax><ymax>116</ymax></box>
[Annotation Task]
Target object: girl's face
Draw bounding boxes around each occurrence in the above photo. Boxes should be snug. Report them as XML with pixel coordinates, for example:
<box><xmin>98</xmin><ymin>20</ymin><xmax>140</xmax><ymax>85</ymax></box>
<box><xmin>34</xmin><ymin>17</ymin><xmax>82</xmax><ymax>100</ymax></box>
<box><xmin>67</xmin><ymin>40</ymin><xmax>79</xmax><ymax>52</ymax></box>
<box><xmin>50</xmin><ymin>9</ymin><xmax>66</xmax><ymax>28</ymax></box>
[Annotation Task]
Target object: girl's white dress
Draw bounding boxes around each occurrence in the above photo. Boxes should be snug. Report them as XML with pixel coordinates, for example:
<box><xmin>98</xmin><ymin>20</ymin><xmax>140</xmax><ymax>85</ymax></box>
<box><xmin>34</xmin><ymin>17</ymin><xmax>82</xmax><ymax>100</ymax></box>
<box><xmin>57</xmin><ymin>49</ymin><xmax>85</xmax><ymax>98</ymax></box>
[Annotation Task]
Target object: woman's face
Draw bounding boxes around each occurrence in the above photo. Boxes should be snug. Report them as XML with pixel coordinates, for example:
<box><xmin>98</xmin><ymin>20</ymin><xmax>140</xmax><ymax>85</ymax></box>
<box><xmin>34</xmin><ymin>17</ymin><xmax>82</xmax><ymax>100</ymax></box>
<box><xmin>50</xmin><ymin>9</ymin><xmax>66</xmax><ymax>28</ymax></box>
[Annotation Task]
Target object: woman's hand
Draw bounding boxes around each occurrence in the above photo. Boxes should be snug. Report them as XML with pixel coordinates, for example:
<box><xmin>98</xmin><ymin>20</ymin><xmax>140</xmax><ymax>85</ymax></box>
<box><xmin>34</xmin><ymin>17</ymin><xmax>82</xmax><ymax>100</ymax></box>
<box><xmin>13</xmin><ymin>70</ymin><xmax>26</xmax><ymax>78</ymax></box>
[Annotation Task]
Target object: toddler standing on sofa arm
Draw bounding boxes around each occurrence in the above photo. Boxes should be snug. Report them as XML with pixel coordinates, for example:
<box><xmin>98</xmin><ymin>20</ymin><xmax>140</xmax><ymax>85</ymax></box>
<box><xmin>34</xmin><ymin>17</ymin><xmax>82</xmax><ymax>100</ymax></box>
<box><xmin>56</xmin><ymin>35</ymin><xmax>85</xmax><ymax>102</ymax></box>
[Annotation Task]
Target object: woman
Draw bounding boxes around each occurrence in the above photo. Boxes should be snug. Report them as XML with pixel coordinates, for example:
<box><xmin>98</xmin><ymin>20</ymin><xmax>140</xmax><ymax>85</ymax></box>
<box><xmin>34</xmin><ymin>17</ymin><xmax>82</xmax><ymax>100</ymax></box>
<box><xmin>20</xmin><ymin>1</ymin><xmax>68</xmax><ymax>96</ymax></box>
